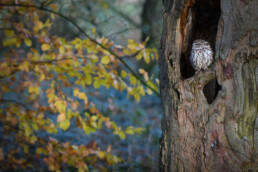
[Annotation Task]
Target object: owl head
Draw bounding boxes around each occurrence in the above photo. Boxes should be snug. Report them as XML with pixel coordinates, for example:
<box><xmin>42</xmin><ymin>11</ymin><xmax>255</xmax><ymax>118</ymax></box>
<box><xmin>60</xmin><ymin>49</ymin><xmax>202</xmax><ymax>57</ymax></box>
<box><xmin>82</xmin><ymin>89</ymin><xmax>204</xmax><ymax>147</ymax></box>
<box><xmin>192</xmin><ymin>39</ymin><xmax>211</xmax><ymax>50</ymax></box>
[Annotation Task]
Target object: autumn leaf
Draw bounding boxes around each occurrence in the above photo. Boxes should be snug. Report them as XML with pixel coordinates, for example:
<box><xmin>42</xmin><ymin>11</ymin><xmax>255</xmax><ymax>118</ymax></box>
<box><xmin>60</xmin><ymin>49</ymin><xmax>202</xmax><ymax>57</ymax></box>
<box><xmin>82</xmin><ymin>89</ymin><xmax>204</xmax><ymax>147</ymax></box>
<box><xmin>98</xmin><ymin>151</ymin><xmax>105</xmax><ymax>159</ymax></box>
<box><xmin>28</xmin><ymin>86</ymin><xmax>40</xmax><ymax>95</ymax></box>
<box><xmin>134</xmin><ymin>93</ymin><xmax>140</xmax><ymax>102</ymax></box>
<box><xmin>57</xmin><ymin>112</ymin><xmax>66</xmax><ymax>122</ymax></box>
<box><xmin>24</xmin><ymin>38</ymin><xmax>32</xmax><ymax>47</ymax></box>
<box><xmin>101</xmin><ymin>56</ymin><xmax>110</xmax><ymax>64</ymax></box>
<box><xmin>129</xmin><ymin>75</ymin><xmax>137</xmax><ymax>85</ymax></box>
<box><xmin>4</xmin><ymin>29</ymin><xmax>14</xmax><ymax>37</ymax></box>
<box><xmin>93</xmin><ymin>79</ymin><xmax>101</xmax><ymax>88</ymax></box>
<box><xmin>49</xmin><ymin>4</ymin><xmax>59</xmax><ymax>11</ymax></box>
<box><xmin>3</xmin><ymin>37</ymin><xmax>18</xmax><ymax>47</ymax></box>
<box><xmin>121</xmin><ymin>70</ymin><xmax>127</xmax><ymax>78</ymax></box>
<box><xmin>59</xmin><ymin>120</ymin><xmax>70</xmax><ymax>130</ymax></box>
<box><xmin>41</xmin><ymin>43</ymin><xmax>50</xmax><ymax>51</ymax></box>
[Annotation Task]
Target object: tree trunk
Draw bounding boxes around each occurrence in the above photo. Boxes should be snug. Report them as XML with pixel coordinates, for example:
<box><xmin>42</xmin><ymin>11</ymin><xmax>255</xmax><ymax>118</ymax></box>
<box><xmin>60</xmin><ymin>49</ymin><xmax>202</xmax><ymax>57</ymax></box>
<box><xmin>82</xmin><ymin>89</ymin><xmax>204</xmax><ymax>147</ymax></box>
<box><xmin>159</xmin><ymin>0</ymin><xmax>258</xmax><ymax>171</ymax></box>
<box><xmin>141</xmin><ymin>0</ymin><xmax>162</xmax><ymax>47</ymax></box>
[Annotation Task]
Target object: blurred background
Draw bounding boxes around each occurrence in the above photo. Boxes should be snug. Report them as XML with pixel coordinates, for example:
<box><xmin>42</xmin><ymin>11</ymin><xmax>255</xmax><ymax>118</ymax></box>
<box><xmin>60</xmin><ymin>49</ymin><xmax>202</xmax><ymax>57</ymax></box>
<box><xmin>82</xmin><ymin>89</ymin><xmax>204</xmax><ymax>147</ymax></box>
<box><xmin>0</xmin><ymin>0</ymin><xmax>163</xmax><ymax>171</ymax></box>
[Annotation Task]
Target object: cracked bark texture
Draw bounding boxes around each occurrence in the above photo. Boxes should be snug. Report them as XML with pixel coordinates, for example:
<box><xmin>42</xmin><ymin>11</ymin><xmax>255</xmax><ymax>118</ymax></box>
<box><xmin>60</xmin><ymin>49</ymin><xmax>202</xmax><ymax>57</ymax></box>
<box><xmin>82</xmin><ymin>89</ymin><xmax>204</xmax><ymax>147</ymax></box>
<box><xmin>159</xmin><ymin>0</ymin><xmax>258</xmax><ymax>171</ymax></box>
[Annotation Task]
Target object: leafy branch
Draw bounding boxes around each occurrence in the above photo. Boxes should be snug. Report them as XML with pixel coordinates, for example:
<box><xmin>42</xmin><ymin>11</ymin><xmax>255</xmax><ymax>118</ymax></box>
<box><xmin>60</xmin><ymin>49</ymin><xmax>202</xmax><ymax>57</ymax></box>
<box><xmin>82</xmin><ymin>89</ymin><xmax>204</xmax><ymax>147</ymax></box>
<box><xmin>0</xmin><ymin>3</ymin><xmax>160</xmax><ymax>97</ymax></box>
<box><xmin>0</xmin><ymin>98</ymin><xmax>30</xmax><ymax>110</ymax></box>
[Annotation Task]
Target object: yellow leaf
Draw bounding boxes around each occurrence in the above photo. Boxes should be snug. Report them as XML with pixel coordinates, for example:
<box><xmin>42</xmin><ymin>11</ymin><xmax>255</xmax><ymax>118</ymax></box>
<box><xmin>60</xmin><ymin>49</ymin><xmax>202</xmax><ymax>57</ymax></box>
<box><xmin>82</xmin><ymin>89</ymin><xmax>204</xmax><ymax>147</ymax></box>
<box><xmin>129</xmin><ymin>75</ymin><xmax>137</xmax><ymax>85</ymax></box>
<box><xmin>91</xmin><ymin>115</ymin><xmax>98</xmax><ymax>121</ymax></box>
<box><xmin>139</xmin><ymin>86</ymin><xmax>145</xmax><ymax>96</ymax></box>
<box><xmin>36</xmin><ymin>148</ymin><xmax>47</xmax><ymax>155</ymax></box>
<box><xmin>41</xmin><ymin>43</ymin><xmax>50</xmax><ymax>51</ymax></box>
<box><xmin>93</xmin><ymin>80</ymin><xmax>101</xmax><ymax>88</ymax></box>
<box><xmin>92</xmin><ymin>27</ymin><xmax>96</xmax><ymax>35</ymax></box>
<box><xmin>4</xmin><ymin>29</ymin><xmax>14</xmax><ymax>37</ymax></box>
<box><xmin>57</xmin><ymin>112</ymin><xmax>66</xmax><ymax>122</ymax></box>
<box><xmin>101</xmin><ymin>56</ymin><xmax>110</xmax><ymax>65</ymax></box>
<box><xmin>24</xmin><ymin>38</ymin><xmax>32</xmax><ymax>47</ymax></box>
<box><xmin>136</xmin><ymin>52</ymin><xmax>142</xmax><ymax>60</ymax></box>
<box><xmin>121</xmin><ymin>70</ymin><xmax>127</xmax><ymax>78</ymax></box>
<box><xmin>73</xmin><ymin>89</ymin><xmax>79</xmax><ymax>96</ymax></box>
<box><xmin>3</xmin><ymin>37</ymin><xmax>18</xmax><ymax>47</ymax></box>
<box><xmin>123</xmin><ymin>49</ymin><xmax>131</xmax><ymax>55</ymax></box>
<box><xmin>24</xmin><ymin>145</ymin><xmax>29</xmax><ymax>153</ymax></box>
<box><xmin>59</xmin><ymin>46</ymin><xmax>64</xmax><ymax>54</ymax></box>
<box><xmin>119</xmin><ymin>131</ymin><xmax>126</xmax><ymax>139</ymax></box>
<box><xmin>33</xmin><ymin>20</ymin><xmax>44</xmax><ymax>32</ymax></box>
<box><xmin>78</xmin><ymin>92</ymin><xmax>88</xmax><ymax>104</ymax></box>
<box><xmin>19</xmin><ymin>61</ymin><xmax>30</xmax><ymax>72</ymax></box>
<box><xmin>134</xmin><ymin>93</ymin><xmax>140</xmax><ymax>102</ymax></box>
<box><xmin>125</xmin><ymin>129</ymin><xmax>134</xmax><ymax>135</ymax></box>
<box><xmin>28</xmin><ymin>86</ymin><xmax>40</xmax><ymax>95</ymax></box>
<box><xmin>84</xmin><ymin>112</ymin><xmax>90</xmax><ymax>117</ymax></box>
<box><xmin>85</xmin><ymin>75</ymin><xmax>92</xmax><ymax>85</ymax></box>
<box><xmin>98</xmin><ymin>151</ymin><xmax>105</xmax><ymax>159</ymax></box>
<box><xmin>144</xmin><ymin>50</ymin><xmax>150</xmax><ymax>64</ymax></box>
<box><xmin>60</xmin><ymin>120</ymin><xmax>70</xmax><ymax>130</ymax></box>
<box><xmin>39</xmin><ymin>74</ymin><xmax>45</xmax><ymax>81</ymax></box>
<box><xmin>134</xmin><ymin>127</ymin><xmax>144</xmax><ymax>133</ymax></box>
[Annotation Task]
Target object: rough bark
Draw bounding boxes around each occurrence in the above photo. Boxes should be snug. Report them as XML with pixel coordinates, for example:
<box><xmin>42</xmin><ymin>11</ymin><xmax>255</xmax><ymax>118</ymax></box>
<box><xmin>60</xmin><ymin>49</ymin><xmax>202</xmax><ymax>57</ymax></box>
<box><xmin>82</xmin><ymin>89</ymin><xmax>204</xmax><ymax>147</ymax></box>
<box><xmin>159</xmin><ymin>0</ymin><xmax>258</xmax><ymax>171</ymax></box>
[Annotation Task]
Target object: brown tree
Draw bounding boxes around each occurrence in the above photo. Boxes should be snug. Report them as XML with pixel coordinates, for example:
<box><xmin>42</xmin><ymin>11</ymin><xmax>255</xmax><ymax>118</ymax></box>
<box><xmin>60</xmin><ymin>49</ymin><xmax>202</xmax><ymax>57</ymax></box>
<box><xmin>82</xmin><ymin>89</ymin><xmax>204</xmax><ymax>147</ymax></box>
<box><xmin>159</xmin><ymin>0</ymin><xmax>258</xmax><ymax>171</ymax></box>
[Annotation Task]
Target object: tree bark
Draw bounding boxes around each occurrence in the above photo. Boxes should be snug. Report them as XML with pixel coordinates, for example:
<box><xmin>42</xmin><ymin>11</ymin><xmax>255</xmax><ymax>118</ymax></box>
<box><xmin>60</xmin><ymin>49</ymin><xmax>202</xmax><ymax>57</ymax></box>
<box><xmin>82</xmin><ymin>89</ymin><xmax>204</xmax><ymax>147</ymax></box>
<box><xmin>159</xmin><ymin>0</ymin><xmax>258</xmax><ymax>171</ymax></box>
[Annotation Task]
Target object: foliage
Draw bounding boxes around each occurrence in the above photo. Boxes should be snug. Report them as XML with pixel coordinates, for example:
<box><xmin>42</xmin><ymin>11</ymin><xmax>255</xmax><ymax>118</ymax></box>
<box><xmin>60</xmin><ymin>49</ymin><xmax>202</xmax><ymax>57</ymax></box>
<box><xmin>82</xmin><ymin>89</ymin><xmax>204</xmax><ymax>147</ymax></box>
<box><xmin>0</xmin><ymin>0</ymin><xmax>159</xmax><ymax>171</ymax></box>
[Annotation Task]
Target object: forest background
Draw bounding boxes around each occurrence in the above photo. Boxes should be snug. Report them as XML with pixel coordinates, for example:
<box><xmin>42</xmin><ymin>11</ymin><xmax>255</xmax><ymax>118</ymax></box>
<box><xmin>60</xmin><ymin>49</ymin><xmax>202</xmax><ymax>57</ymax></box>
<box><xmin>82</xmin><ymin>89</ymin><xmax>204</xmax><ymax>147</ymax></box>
<box><xmin>0</xmin><ymin>0</ymin><xmax>163</xmax><ymax>171</ymax></box>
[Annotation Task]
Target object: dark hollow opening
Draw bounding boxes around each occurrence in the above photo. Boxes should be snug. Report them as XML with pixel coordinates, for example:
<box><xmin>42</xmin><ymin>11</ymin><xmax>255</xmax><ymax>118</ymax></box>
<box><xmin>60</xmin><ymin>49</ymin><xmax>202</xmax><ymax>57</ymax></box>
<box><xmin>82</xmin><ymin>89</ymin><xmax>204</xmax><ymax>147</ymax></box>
<box><xmin>203</xmin><ymin>79</ymin><xmax>221</xmax><ymax>104</ymax></box>
<box><xmin>180</xmin><ymin>0</ymin><xmax>221</xmax><ymax>79</ymax></box>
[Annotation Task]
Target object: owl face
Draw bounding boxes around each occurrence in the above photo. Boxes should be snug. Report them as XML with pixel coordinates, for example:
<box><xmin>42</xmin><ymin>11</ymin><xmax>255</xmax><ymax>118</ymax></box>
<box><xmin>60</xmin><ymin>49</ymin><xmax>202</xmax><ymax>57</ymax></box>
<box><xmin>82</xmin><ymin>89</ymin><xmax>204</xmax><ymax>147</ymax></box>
<box><xmin>192</xmin><ymin>39</ymin><xmax>211</xmax><ymax>50</ymax></box>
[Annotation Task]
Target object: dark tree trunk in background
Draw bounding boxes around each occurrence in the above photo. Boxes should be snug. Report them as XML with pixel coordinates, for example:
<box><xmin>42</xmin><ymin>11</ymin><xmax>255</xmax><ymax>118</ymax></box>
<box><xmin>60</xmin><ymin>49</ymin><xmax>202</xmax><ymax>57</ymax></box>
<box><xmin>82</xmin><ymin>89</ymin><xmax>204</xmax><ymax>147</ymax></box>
<box><xmin>141</xmin><ymin>0</ymin><xmax>162</xmax><ymax>47</ymax></box>
<box><xmin>159</xmin><ymin>0</ymin><xmax>258</xmax><ymax>171</ymax></box>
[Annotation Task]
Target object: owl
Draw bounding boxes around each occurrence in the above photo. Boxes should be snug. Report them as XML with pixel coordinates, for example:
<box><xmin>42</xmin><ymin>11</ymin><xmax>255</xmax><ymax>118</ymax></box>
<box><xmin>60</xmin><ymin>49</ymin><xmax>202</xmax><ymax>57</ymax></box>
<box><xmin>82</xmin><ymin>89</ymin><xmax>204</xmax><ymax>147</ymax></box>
<box><xmin>190</xmin><ymin>39</ymin><xmax>213</xmax><ymax>72</ymax></box>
